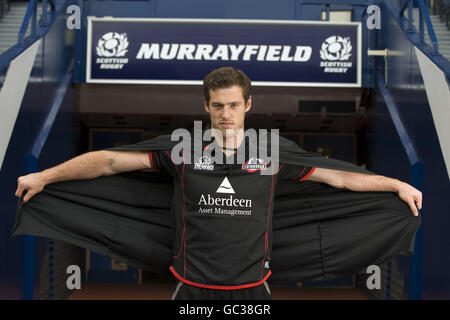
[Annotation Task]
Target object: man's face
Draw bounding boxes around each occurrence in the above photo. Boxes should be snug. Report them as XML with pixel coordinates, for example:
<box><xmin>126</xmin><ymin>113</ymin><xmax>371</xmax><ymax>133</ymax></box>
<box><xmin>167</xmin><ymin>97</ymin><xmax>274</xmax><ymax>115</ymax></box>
<box><xmin>204</xmin><ymin>85</ymin><xmax>252</xmax><ymax>139</ymax></box>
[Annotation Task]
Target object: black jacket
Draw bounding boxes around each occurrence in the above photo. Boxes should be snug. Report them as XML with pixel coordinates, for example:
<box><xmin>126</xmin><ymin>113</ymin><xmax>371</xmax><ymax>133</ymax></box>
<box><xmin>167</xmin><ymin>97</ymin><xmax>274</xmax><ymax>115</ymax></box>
<box><xmin>10</xmin><ymin>131</ymin><xmax>421</xmax><ymax>283</ymax></box>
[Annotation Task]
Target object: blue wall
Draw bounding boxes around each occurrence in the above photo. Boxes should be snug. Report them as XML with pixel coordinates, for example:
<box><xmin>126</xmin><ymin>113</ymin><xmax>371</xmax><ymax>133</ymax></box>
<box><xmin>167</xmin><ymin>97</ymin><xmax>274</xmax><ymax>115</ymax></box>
<box><xmin>366</xmin><ymin>1</ymin><xmax>450</xmax><ymax>299</ymax></box>
<box><xmin>0</xmin><ymin>13</ymin><xmax>79</xmax><ymax>299</ymax></box>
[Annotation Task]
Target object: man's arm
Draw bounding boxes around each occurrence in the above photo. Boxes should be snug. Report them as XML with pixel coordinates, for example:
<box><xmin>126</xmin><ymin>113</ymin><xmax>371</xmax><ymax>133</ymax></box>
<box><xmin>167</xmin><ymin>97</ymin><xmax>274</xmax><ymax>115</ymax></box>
<box><xmin>308</xmin><ymin>167</ymin><xmax>422</xmax><ymax>216</ymax></box>
<box><xmin>15</xmin><ymin>150</ymin><xmax>153</xmax><ymax>203</ymax></box>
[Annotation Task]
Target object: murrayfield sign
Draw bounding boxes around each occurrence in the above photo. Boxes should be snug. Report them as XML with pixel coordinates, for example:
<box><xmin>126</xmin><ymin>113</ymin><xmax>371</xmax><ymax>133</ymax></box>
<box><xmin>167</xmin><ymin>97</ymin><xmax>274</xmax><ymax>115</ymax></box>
<box><xmin>86</xmin><ymin>17</ymin><xmax>362</xmax><ymax>87</ymax></box>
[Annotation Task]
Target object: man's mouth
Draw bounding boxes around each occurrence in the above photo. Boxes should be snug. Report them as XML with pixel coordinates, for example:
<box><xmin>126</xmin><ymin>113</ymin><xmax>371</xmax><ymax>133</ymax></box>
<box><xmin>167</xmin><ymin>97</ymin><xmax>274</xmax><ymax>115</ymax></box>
<box><xmin>220</xmin><ymin>122</ymin><xmax>234</xmax><ymax>128</ymax></box>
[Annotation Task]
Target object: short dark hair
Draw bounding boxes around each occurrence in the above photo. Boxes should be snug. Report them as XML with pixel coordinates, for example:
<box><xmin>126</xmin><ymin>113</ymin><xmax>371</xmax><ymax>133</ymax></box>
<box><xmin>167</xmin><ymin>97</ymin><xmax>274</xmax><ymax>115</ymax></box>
<box><xmin>203</xmin><ymin>67</ymin><xmax>251</xmax><ymax>105</ymax></box>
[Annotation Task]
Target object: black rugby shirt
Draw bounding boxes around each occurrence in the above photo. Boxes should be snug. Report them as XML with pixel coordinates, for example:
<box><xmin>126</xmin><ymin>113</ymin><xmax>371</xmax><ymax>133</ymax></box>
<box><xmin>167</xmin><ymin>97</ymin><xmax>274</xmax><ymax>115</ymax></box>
<box><xmin>148</xmin><ymin>137</ymin><xmax>315</xmax><ymax>289</ymax></box>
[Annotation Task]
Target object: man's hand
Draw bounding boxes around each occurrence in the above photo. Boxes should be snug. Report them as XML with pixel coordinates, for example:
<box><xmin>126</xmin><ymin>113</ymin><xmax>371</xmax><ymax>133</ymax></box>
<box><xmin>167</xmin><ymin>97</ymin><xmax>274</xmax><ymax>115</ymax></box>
<box><xmin>309</xmin><ymin>168</ymin><xmax>423</xmax><ymax>216</ymax></box>
<box><xmin>15</xmin><ymin>173</ymin><xmax>46</xmax><ymax>203</ymax></box>
<box><xmin>396</xmin><ymin>182</ymin><xmax>422</xmax><ymax>217</ymax></box>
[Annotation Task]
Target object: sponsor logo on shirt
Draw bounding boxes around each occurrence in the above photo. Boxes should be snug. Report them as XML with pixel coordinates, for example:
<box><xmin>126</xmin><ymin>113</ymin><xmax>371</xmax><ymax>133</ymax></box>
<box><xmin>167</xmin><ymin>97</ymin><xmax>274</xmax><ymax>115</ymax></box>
<box><xmin>216</xmin><ymin>177</ymin><xmax>235</xmax><ymax>194</ymax></box>
<box><xmin>242</xmin><ymin>158</ymin><xmax>267</xmax><ymax>172</ymax></box>
<box><xmin>197</xmin><ymin>177</ymin><xmax>252</xmax><ymax>216</ymax></box>
<box><xmin>194</xmin><ymin>156</ymin><xmax>214</xmax><ymax>171</ymax></box>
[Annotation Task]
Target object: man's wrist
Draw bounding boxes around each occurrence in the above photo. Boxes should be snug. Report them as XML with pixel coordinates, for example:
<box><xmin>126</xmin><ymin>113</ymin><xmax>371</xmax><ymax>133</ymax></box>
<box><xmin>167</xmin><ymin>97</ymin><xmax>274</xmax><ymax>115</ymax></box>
<box><xmin>38</xmin><ymin>170</ymin><xmax>52</xmax><ymax>185</ymax></box>
<box><xmin>389</xmin><ymin>177</ymin><xmax>403</xmax><ymax>193</ymax></box>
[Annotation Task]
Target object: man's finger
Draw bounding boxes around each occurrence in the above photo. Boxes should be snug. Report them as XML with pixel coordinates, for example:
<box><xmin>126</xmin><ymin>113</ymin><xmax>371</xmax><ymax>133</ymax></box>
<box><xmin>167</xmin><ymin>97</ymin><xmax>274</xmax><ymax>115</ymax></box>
<box><xmin>415</xmin><ymin>198</ymin><xmax>421</xmax><ymax>211</ymax></box>
<box><xmin>15</xmin><ymin>184</ymin><xmax>24</xmax><ymax>197</ymax></box>
<box><xmin>408</xmin><ymin>199</ymin><xmax>418</xmax><ymax>216</ymax></box>
<box><xmin>417</xmin><ymin>194</ymin><xmax>422</xmax><ymax>210</ymax></box>
<box><xmin>23</xmin><ymin>191</ymin><xmax>33</xmax><ymax>203</ymax></box>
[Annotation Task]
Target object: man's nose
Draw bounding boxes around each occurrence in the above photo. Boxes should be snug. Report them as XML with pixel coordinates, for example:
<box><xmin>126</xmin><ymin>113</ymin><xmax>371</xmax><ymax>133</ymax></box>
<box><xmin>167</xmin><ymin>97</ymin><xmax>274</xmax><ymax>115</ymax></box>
<box><xmin>221</xmin><ymin>106</ymin><xmax>232</xmax><ymax>119</ymax></box>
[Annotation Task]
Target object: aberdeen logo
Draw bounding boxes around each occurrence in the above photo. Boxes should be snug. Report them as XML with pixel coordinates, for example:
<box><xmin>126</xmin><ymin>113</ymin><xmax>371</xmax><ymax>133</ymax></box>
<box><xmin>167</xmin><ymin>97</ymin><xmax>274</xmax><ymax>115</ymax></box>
<box><xmin>95</xmin><ymin>32</ymin><xmax>129</xmax><ymax>70</ymax></box>
<box><xmin>216</xmin><ymin>177</ymin><xmax>235</xmax><ymax>194</ymax></box>
<box><xmin>194</xmin><ymin>156</ymin><xmax>214</xmax><ymax>171</ymax></box>
<box><xmin>242</xmin><ymin>157</ymin><xmax>267</xmax><ymax>172</ymax></box>
<box><xmin>197</xmin><ymin>177</ymin><xmax>253</xmax><ymax>216</ymax></box>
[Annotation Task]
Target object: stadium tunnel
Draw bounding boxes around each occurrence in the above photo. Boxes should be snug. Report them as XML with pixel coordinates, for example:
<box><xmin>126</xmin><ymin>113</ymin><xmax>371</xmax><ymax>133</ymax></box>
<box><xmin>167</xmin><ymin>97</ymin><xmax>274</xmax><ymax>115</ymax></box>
<box><xmin>0</xmin><ymin>0</ymin><xmax>449</xmax><ymax>300</ymax></box>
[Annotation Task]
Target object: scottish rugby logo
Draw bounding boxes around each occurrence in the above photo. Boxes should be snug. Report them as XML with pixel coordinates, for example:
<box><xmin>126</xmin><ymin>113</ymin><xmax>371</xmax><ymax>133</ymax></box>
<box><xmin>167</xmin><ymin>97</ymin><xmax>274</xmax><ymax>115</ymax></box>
<box><xmin>95</xmin><ymin>32</ymin><xmax>129</xmax><ymax>69</ymax></box>
<box><xmin>97</xmin><ymin>32</ymin><xmax>129</xmax><ymax>57</ymax></box>
<box><xmin>319</xmin><ymin>35</ymin><xmax>353</xmax><ymax>74</ymax></box>
<box><xmin>320</xmin><ymin>36</ymin><xmax>352</xmax><ymax>61</ymax></box>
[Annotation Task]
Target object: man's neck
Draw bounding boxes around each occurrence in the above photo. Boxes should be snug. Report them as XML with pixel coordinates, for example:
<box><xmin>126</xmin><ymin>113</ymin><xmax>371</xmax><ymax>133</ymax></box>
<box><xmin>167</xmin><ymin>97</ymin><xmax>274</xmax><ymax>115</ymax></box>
<box><xmin>211</xmin><ymin>127</ymin><xmax>245</xmax><ymax>155</ymax></box>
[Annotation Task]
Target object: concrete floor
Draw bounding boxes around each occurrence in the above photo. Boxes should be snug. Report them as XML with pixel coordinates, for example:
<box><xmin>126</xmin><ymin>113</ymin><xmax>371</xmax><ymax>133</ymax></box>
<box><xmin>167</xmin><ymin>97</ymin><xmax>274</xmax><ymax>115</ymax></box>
<box><xmin>67</xmin><ymin>283</ymin><xmax>368</xmax><ymax>300</ymax></box>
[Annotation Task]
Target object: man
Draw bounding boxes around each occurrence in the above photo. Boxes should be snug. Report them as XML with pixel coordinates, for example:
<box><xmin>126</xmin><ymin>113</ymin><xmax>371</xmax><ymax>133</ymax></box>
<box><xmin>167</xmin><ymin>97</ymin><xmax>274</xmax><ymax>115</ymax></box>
<box><xmin>15</xmin><ymin>67</ymin><xmax>422</xmax><ymax>300</ymax></box>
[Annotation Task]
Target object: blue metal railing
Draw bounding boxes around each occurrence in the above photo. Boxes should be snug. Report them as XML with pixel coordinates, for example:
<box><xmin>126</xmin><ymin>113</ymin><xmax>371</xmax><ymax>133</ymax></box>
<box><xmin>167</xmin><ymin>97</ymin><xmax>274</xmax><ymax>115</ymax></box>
<box><xmin>376</xmin><ymin>74</ymin><xmax>424</xmax><ymax>300</ymax></box>
<box><xmin>18</xmin><ymin>0</ymin><xmax>57</xmax><ymax>46</ymax></box>
<box><xmin>398</xmin><ymin>0</ymin><xmax>440</xmax><ymax>55</ymax></box>
<box><xmin>10</xmin><ymin>0</ymin><xmax>73</xmax><ymax>301</ymax></box>
<box><xmin>18</xmin><ymin>0</ymin><xmax>38</xmax><ymax>46</ymax></box>
<box><xmin>386</xmin><ymin>0</ymin><xmax>450</xmax><ymax>80</ymax></box>
<box><xmin>0</xmin><ymin>0</ymin><xmax>61</xmax><ymax>73</ymax></box>
<box><xmin>22</xmin><ymin>71</ymin><xmax>73</xmax><ymax>300</ymax></box>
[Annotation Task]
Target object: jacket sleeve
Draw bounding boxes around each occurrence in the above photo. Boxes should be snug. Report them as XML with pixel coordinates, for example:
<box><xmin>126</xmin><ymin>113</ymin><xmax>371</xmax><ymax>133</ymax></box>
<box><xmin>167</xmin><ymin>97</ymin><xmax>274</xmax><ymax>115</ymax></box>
<box><xmin>278</xmin><ymin>164</ymin><xmax>316</xmax><ymax>182</ymax></box>
<box><xmin>149</xmin><ymin>150</ymin><xmax>181</xmax><ymax>178</ymax></box>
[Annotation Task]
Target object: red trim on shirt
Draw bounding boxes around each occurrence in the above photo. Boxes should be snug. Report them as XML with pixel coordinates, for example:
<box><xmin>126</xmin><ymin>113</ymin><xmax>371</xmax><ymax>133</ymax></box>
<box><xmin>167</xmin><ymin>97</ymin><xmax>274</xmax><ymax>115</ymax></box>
<box><xmin>293</xmin><ymin>167</ymin><xmax>306</xmax><ymax>180</ymax></box>
<box><xmin>261</xmin><ymin>163</ymin><xmax>282</xmax><ymax>277</ymax></box>
<box><xmin>300</xmin><ymin>167</ymin><xmax>316</xmax><ymax>181</ymax></box>
<box><xmin>148</xmin><ymin>152</ymin><xmax>160</xmax><ymax>172</ymax></box>
<box><xmin>165</xmin><ymin>150</ymin><xmax>187</xmax><ymax>277</ymax></box>
<box><xmin>169</xmin><ymin>266</ymin><xmax>272</xmax><ymax>290</ymax></box>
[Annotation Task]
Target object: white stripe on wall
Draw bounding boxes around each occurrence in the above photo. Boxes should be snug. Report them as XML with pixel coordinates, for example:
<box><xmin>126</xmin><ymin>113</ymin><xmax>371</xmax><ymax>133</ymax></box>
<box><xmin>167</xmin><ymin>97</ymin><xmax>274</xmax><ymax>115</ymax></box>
<box><xmin>0</xmin><ymin>39</ymin><xmax>41</xmax><ymax>171</ymax></box>
<box><xmin>415</xmin><ymin>47</ymin><xmax>450</xmax><ymax>181</ymax></box>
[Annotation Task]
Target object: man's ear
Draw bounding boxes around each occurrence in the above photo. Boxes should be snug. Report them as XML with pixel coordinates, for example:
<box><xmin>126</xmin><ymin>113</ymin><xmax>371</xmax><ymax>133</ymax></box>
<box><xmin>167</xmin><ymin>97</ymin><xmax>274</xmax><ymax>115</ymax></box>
<box><xmin>245</xmin><ymin>96</ymin><xmax>252</xmax><ymax>113</ymax></box>
<box><xmin>204</xmin><ymin>99</ymin><xmax>210</xmax><ymax>113</ymax></box>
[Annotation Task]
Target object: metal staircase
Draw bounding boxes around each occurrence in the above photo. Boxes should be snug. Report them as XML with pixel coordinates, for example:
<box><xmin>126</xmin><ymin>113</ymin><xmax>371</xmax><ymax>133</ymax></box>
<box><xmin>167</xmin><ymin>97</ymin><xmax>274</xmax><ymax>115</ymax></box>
<box><xmin>0</xmin><ymin>1</ymin><xmax>42</xmax><ymax>55</ymax></box>
<box><xmin>407</xmin><ymin>7</ymin><xmax>450</xmax><ymax>61</ymax></box>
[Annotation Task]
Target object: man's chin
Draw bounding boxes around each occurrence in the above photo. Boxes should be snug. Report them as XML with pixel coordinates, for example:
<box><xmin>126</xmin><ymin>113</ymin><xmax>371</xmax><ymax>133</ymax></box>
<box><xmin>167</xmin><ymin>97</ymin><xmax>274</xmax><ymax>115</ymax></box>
<box><xmin>222</xmin><ymin>128</ymin><xmax>245</xmax><ymax>138</ymax></box>
<box><xmin>222</xmin><ymin>128</ymin><xmax>236</xmax><ymax>137</ymax></box>
<box><xmin>211</xmin><ymin>127</ymin><xmax>244</xmax><ymax>140</ymax></box>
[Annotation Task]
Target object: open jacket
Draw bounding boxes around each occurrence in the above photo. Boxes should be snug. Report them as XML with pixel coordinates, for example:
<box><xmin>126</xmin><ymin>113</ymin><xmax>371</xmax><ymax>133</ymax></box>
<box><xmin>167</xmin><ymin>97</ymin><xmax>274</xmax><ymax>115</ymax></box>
<box><xmin>10</xmin><ymin>130</ymin><xmax>421</xmax><ymax>283</ymax></box>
